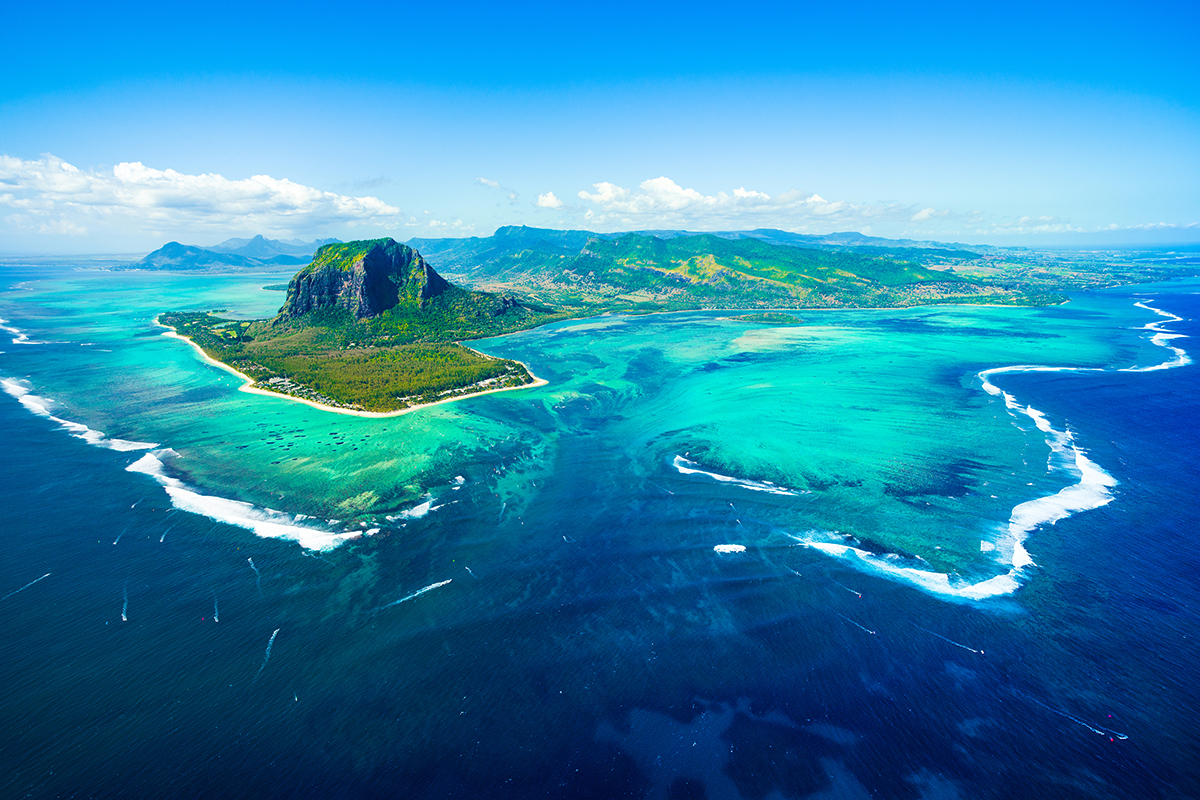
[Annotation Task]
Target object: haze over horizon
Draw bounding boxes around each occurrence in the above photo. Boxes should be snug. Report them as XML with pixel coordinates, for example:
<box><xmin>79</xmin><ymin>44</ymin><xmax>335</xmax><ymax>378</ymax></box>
<box><xmin>2</xmin><ymin>0</ymin><xmax>1197</xmax><ymax>254</ymax></box>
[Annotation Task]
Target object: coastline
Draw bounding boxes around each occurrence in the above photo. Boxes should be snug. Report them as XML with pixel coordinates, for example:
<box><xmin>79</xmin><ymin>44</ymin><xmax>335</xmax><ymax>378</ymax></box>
<box><xmin>153</xmin><ymin>296</ymin><xmax>1060</xmax><ymax>419</ymax></box>
<box><xmin>154</xmin><ymin>317</ymin><xmax>549</xmax><ymax>419</ymax></box>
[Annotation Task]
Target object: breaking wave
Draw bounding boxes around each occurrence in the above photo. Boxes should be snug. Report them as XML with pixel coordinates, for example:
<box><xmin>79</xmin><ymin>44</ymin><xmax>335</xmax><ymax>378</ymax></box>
<box><xmin>1</xmin><ymin>377</ymin><xmax>158</xmax><ymax>451</ymax></box>
<box><xmin>800</xmin><ymin>299</ymin><xmax>1188</xmax><ymax>601</ymax></box>
<box><xmin>673</xmin><ymin>455</ymin><xmax>802</xmax><ymax>496</ymax></box>
<box><xmin>126</xmin><ymin>451</ymin><xmax>360</xmax><ymax>551</ymax></box>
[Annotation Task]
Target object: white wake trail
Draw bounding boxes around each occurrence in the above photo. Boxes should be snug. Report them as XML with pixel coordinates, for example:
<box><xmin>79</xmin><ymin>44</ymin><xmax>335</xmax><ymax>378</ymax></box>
<box><xmin>253</xmin><ymin>628</ymin><xmax>280</xmax><ymax>682</ymax></box>
<box><xmin>375</xmin><ymin>579</ymin><xmax>453</xmax><ymax>612</ymax></box>
<box><xmin>1</xmin><ymin>572</ymin><xmax>51</xmax><ymax>602</ymax></box>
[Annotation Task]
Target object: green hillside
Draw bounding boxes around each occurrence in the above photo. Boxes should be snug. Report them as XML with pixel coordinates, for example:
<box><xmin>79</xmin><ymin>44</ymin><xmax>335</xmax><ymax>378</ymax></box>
<box><xmin>436</xmin><ymin>230</ymin><xmax>1038</xmax><ymax>309</ymax></box>
<box><xmin>160</xmin><ymin>238</ymin><xmax>561</xmax><ymax>413</ymax></box>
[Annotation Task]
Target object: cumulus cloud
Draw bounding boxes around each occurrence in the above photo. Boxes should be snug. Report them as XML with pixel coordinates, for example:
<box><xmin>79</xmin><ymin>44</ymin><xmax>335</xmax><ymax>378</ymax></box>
<box><xmin>0</xmin><ymin>154</ymin><xmax>401</xmax><ymax>239</ymax></box>
<box><xmin>535</xmin><ymin>191</ymin><xmax>564</xmax><ymax>209</ymax></box>
<box><xmin>574</xmin><ymin>176</ymin><xmax>933</xmax><ymax>233</ymax></box>
<box><xmin>475</xmin><ymin>177</ymin><xmax>500</xmax><ymax>188</ymax></box>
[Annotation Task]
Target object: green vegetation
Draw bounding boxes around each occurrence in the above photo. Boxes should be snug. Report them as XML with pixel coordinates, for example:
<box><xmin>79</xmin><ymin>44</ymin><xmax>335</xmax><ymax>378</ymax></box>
<box><xmin>160</xmin><ymin>310</ymin><xmax>536</xmax><ymax>412</ymax></box>
<box><xmin>725</xmin><ymin>312</ymin><xmax>805</xmax><ymax>325</ymax></box>
<box><xmin>160</xmin><ymin>238</ymin><xmax>562</xmax><ymax>413</ymax></box>
<box><xmin>413</xmin><ymin>226</ymin><xmax>1200</xmax><ymax>309</ymax></box>
<box><xmin>414</xmin><ymin>229</ymin><xmax>1050</xmax><ymax>311</ymax></box>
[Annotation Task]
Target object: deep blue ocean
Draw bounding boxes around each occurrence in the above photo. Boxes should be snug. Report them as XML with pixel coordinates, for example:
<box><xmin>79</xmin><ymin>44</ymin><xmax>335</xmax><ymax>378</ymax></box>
<box><xmin>2</xmin><ymin>264</ymin><xmax>1198</xmax><ymax>799</ymax></box>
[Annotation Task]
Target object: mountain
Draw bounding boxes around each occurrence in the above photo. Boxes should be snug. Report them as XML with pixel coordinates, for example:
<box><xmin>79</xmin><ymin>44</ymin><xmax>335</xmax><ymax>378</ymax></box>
<box><xmin>407</xmin><ymin>227</ymin><xmax>1028</xmax><ymax>309</ymax></box>
<box><xmin>279</xmin><ymin>239</ymin><xmax>447</xmax><ymax>320</ymax></box>
<box><xmin>210</xmin><ymin>235</ymin><xmax>340</xmax><ymax>259</ymax></box>
<box><xmin>406</xmin><ymin>225</ymin><xmax>620</xmax><ymax>277</ymax></box>
<box><xmin>134</xmin><ymin>242</ymin><xmax>259</xmax><ymax>270</ymax></box>
<box><xmin>408</xmin><ymin>225</ymin><xmax>983</xmax><ymax>278</ymax></box>
<box><xmin>160</xmin><ymin>238</ymin><xmax>561</xmax><ymax>413</ymax></box>
<box><xmin>268</xmin><ymin>238</ymin><xmax>554</xmax><ymax>340</ymax></box>
<box><xmin>127</xmin><ymin>235</ymin><xmax>342</xmax><ymax>271</ymax></box>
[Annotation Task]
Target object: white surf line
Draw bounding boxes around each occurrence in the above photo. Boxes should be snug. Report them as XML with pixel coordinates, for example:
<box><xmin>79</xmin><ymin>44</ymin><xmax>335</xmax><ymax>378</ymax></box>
<box><xmin>253</xmin><ymin>628</ymin><xmax>280</xmax><ymax>683</ymax></box>
<box><xmin>673</xmin><ymin>455</ymin><xmax>802</xmax><ymax>496</ymax></box>
<box><xmin>126</xmin><ymin>451</ymin><xmax>360</xmax><ymax>552</ymax></box>
<box><xmin>0</xmin><ymin>378</ymin><xmax>159</xmax><ymax>452</ymax></box>
<box><xmin>840</xmin><ymin>618</ymin><xmax>878</xmax><ymax>633</ymax></box>
<box><xmin>801</xmin><ymin>299</ymin><xmax>1191</xmax><ymax>602</ymax></box>
<box><xmin>1017</xmin><ymin>689</ymin><xmax>1128</xmax><ymax>740</ymax></box>
<box><xmin>374</xmin><ymin>579</ymin><xmax>452</xmax><ymax>613</ymax></box>
<box><xmin>0</xmin><ymin>317</ymin><xmax>45</xmax><ymax>345</ymax></box>
<box><xmin>300</xmin><ymin>550</ymin><xmax>334</xmax><ymax>566</ymax></box>
<box><xmin>1124</xmin><ymin>300</ymin><xmax>1191</xmax><ymax>372</ymax></box>
<box><xmin>1</xmin><ymin>572</ymin><xmax>50</xmax><ymax>602</ymax></box>
<box><xmin>911</xmin><ymin>622</ymin><xmax>983</xmax><ymax>655</ymax></box>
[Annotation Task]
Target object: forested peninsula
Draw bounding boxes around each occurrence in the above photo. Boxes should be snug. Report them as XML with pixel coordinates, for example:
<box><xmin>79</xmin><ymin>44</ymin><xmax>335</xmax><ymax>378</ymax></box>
<box><xmin>159</xmin><ymin>239</ymin><xmax>559</xmax><ymax>414</ymax></box>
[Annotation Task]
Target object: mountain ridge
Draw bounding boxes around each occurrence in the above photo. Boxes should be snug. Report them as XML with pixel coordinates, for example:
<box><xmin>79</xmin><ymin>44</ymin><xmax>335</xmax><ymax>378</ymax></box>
<box><xmin>127</xmin><ymin>235</ymin><xmax>341</xmax><ymax>270</ymax></box>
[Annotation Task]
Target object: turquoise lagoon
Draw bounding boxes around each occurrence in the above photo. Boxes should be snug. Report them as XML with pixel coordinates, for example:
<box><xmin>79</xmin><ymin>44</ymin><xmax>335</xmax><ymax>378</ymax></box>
<box><xmin>0</xmin><ymin>266</ymin><xmax>1172</xmax><ymax>589</ymax></box>
<box><xmin>1</xmin><ymin>263</ymin><xmax>1197</xmax><ymax>799</ymax></box>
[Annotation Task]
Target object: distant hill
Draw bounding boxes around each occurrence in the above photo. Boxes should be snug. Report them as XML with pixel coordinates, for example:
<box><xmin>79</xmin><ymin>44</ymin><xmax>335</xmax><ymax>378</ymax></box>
<box><xmin>210</xmin><ymin>234</ymin><xmax>341</xmax><ymax>258</ymax></box>
<box><xmin>408</xmin><ymin>226</ymin><xmax>1028</xmax><ymax>310</ymax></box>
<box><xmin>127</xmin><ymin>235</ymin><xmax>341</xmax><ymax>271</ymax></box>
<box><xmin>409</xmin><ymin>225</ymin><xmax>984</xmax><ymax>279</ymax></box>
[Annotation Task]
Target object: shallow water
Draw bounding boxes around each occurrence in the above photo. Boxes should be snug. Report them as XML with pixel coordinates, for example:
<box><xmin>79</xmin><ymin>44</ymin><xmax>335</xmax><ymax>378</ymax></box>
<box><xmin>1</xmin><ymin>263</ymin><xmax>1198</xmax><ymax>798</ymax></box>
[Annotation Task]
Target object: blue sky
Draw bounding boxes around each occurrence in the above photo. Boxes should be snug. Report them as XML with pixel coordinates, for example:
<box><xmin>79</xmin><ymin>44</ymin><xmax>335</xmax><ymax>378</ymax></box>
<box><xmin>2</xmin><ymin>0</ymin><xmax>1197</xmax><ymax>252</ymax></box>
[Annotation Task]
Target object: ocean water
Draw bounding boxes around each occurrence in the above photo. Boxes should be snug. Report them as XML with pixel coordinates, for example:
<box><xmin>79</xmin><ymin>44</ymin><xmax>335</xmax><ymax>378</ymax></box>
<box><xmin>1</xmin><ymin>262</ymin><xmax>1198</xmax><ymax>799</ymax></box>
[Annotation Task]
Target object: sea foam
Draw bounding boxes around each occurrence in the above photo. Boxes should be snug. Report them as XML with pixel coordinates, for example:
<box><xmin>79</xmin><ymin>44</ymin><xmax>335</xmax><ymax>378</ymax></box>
<box><xmin>800</xmin><ymin>299</ymin><xmax>1187</xmax><ymax>602</ymax></box>
<box><xmin>0</xmin><ymin>317</ymin><xmax>45</xmax><ymax>345</ymax></box>
<box><xmin>126</xmin><ymin>451</ymin><xmax>359</xmax><ymax>551</ymax></box>
<box><xmin>673</xmin><ymin>455</ymin><xmax>802</xmax><ymax>496</ymax></box>
<box><xmin>1</xmin><ymin>377</ymin><xmax>158</xmax><ymax>451</ymax></box>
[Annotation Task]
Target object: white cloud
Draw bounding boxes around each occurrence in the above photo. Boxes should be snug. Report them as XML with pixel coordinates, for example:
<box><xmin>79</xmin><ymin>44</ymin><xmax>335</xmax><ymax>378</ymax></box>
<box><xmin>0</xmin><ymin>154</ymin><xmax>401</xmax><ymax>240</ymax></box>
<box><xmin>574</xmin><ymin>176</ymin><xmax>931</xmax><ymax>233</ymax></box>
<box><xmin>475</xmin><ymin>175</ymin><xmax>520</xmax><ymax>205</ymax></box>
<box><xmin>535</xmin><ymin>191</ymin><xmax>564</xmax><ymax>209</ymax></box>
<box><xmin>425</xmin><ymin>218</ymin><xmax>474</xmax><ymax>233</ymax></box>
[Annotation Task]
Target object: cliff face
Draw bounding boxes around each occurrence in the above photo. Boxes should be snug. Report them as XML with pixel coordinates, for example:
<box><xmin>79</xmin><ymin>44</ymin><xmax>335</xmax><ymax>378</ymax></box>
<box><xmin>277</xmin><ymin>239</ymin><xmax>449</xmax><ymax>320</ymax></box>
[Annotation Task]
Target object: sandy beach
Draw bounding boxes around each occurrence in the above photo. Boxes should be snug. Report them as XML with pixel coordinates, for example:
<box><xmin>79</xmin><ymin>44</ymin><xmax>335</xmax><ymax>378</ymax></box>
<box><xmin>155</xmin><ymin>318</ymin><xmax>548</xmax><ymax>418</ymax></box>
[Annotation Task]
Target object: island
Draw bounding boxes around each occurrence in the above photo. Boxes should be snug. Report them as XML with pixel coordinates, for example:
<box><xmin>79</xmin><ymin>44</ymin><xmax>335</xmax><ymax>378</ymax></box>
<box><xmin>159</xmin><ymin>238</ymin><xmax>562</xmax><ymax>414</ymax></box>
